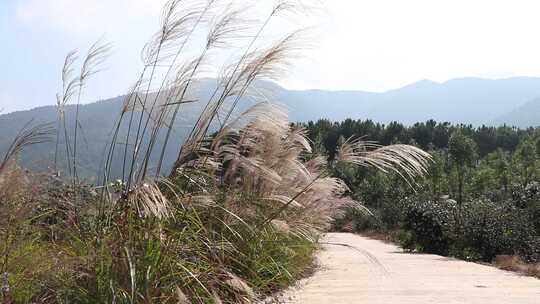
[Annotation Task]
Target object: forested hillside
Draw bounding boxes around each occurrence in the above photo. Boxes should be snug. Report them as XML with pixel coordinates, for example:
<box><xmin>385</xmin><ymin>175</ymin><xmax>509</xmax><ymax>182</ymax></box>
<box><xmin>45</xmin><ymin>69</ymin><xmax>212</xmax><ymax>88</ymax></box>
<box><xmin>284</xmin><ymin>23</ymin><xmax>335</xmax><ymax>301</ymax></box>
<box><xmin>4</xmin><ymin>77</ymin><xmax>540</xmax><ymax>178</ymax></box>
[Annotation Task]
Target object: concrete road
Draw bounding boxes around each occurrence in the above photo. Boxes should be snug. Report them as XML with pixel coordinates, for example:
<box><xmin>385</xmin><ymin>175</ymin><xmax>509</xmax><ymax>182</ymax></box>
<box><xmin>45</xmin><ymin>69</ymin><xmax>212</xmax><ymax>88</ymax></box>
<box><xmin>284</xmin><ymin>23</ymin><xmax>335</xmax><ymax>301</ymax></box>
<box><xmin>278</xmin><ymin>233</ymin><xmax>540</xmax><ymax>304</ymax></box>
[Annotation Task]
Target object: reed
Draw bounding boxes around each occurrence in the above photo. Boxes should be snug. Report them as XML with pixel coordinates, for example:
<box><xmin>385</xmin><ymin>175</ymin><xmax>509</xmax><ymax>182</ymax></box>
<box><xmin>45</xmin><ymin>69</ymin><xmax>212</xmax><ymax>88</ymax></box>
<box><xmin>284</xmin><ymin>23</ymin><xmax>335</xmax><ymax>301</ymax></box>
<box><xmin>0</xmin><ymin>1</ymin><xmax>432</xmax><ymax>302</ymax></box>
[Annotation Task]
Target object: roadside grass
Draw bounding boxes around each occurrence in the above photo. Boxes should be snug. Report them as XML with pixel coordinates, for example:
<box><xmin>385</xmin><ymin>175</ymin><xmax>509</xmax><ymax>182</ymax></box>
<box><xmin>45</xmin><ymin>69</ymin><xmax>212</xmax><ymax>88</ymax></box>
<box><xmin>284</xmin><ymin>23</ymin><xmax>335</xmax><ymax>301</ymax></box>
<box><xmin>0</xmin><ymin>0</ymin><xmax>431</xmax><ymax>302</ymax></box>
<box><xmin>0</xmin><ymin>166</ymin><xmax>320</xmax><ymax>303</ymax></box>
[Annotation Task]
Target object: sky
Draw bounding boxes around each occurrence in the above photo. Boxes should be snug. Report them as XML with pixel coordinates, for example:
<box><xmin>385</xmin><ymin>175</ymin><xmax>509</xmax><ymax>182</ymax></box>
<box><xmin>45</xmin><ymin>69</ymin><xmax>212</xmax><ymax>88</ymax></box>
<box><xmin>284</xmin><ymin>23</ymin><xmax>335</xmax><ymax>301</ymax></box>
<box><xmin>3</xmin><ymin>0</ymin><xmax>540</xmax><ymax>113</ymax></box>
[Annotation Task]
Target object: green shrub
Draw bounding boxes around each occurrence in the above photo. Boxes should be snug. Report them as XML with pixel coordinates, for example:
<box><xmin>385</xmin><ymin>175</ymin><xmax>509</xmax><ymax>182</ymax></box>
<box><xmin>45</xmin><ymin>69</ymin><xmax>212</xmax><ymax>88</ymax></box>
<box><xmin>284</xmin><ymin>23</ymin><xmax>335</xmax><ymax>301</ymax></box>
<box><xmin>460</xmin><ymin>200</ymin><xmax>540</xmax><ymax>262</ymax></box>
<box><xmin>398</xmin><ymin>195</ymin><xmax>540</xmax><ymax>262</ymax></box>
<box><xmin>400</xmin><ymin>197</ymin><xmax>457</xmax><ymax>255</ymax></box>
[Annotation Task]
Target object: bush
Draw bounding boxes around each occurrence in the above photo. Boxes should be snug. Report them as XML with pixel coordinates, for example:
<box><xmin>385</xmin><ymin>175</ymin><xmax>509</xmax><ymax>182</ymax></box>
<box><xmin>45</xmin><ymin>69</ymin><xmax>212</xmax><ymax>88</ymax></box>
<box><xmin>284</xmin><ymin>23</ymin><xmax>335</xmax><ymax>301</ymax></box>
<box><xmin>461</xmin><ymin>200</ymin><xmax>540</xmax><ymax>262</ymax></box>
<box><xmin>400</xmin><ymin>197</ymin><xmax>457</xmax><ymax>255</ymax></box>
<box><xmin>398</xmin><ymin>195</ymin><xmax>540</xmax><ymax>262</ymax></box>
<box><xmin>510</xmin><ymin>182</ymin><xmax>540</xmax><ymax>234</ymax></box>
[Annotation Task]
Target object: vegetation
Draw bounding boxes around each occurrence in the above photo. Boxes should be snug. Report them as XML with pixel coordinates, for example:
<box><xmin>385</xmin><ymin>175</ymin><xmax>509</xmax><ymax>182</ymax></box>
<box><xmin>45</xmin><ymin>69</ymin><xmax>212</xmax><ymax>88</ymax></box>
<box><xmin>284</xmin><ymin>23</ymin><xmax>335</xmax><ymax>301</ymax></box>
<box><xmin>0</xmin><ymin>1</ymin><xmax>431</xmax><ymax>303</ymax></box>
<box><xmin>310</xmin><ymin>118</ymin><xmax>540</xmax><ymax>272</ymax></box>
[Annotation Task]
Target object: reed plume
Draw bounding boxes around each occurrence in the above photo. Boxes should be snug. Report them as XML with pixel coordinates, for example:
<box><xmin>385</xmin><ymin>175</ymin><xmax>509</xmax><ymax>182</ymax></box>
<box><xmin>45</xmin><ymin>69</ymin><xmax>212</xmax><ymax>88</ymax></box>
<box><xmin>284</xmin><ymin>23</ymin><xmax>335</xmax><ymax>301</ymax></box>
<box><xmin>0</xmin><ymin>122</ymin><xmax>54</xmax><ymax>175</ymax></box>
<box><xmin>72</xmin><ymin>40</ymin><xmax>112</xmax><ymax>182</ymax></box>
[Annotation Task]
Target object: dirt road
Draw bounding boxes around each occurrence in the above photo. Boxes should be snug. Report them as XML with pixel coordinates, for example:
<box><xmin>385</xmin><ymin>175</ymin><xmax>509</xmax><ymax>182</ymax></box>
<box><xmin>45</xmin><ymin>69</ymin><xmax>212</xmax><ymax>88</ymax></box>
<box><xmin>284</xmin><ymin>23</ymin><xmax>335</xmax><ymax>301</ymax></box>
<box><xmin>278</xmin><ymin>233</ymin><xmax>540</xmax><ymax>304</ymax></box>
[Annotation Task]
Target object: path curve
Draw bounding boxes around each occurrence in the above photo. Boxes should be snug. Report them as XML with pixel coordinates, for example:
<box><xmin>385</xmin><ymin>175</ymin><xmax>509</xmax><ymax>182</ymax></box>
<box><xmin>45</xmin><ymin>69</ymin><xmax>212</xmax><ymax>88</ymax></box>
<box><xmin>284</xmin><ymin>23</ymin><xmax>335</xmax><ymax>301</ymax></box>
<box><xmin>278</xmin><ymin>233</ymin><xmax>540</xmax><ymax>304</ymax></box>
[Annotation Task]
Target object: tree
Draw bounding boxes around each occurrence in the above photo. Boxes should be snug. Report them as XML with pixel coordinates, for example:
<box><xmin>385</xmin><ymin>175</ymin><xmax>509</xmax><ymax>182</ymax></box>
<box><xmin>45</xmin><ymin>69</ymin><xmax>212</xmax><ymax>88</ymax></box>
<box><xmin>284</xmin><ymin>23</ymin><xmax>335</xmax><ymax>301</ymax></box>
<box><xmin>448</xmin><ymin>130</ymin><xmax>477</xmax><ymax>206</ymax></box>
<box><xmin>425</xmin><ymin>150</ymin><xmax>447</xmax><ymax>197</ymax></box>
<box><xmin>491</xmin><ymin>148</ymin><xmax>510</xmax><ymax>195</ymax></box>
<box><xmin>513</xmin><ymin>138</ymin><xmax>538</xmax><ymax>187</ymax></box>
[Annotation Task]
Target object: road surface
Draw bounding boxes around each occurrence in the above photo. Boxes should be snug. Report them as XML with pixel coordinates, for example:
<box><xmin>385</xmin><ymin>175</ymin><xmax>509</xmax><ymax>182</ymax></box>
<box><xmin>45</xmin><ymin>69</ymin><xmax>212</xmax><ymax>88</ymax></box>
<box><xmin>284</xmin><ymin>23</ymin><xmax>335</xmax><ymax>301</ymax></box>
<box><xmin>277</xmin><ymin>233</ymin><xmax>540</xmax><ymax>304</ymax></box>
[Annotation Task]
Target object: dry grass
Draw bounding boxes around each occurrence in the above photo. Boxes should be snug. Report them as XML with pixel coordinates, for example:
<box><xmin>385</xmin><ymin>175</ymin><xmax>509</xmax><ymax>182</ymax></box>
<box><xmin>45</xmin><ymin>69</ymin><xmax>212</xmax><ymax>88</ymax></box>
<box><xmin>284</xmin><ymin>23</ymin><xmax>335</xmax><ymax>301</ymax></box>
<box><xmin>494</xmin><ymin>255</ymin><xmax>540</xmax><ymax>278</ymax></box>
<box><xmin>175</xmin><ymin>102</ymin><xmax>365</xmax><ymax>236</ymax></box>
<box><xmin>337</xmin><ymin>138</ymin><xmax>432</xmax><ymax>186</ymax></box>
<box><xmin>0</xmin><ymin>122</ymin><xmax>53</xmax><ymax>175</ymax></box>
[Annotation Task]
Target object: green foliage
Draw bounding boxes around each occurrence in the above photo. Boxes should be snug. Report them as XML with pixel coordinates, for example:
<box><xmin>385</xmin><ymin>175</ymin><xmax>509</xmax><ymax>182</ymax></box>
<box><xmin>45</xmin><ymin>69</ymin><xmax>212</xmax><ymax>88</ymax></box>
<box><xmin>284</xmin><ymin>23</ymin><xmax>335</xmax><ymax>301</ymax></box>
<box><xmin>0</xmin><ymin>169</ymin><xmax>74</xmax><ymax>303</ymax></box>
<box><xmin>448</xmin><ymin>130</ymin><xmax>477</xmax><ymax>206</ymax></box>
<box><xmin>400</xmin><ymin>198</ymin><xmax>456</xmax><ymax>255</ymax></box>
<box><xmin>460</xmin><ymin>200</ymin><xmax>540</xmax><ymax>262</ymax></box>
<box><xmin>469</xmin><ymin>160</ymin><xmax>498</xmax><ymax>196</ymax></box>
<box><xmin>448</xmin><ymin>130</ymin><xmax>477</xmax><ymax>167</ymax></box>
<box><xmin>392</xmin><ymin>195</ymin><xmax>540</xmax><ymax>263</ymax></box>
<box><xmin>512</xmin><ymin>138</ymin><xmax>540</xmax><ymax>186</ymax></box>
<box><xmin>302</xmin><ymin>119</ymin><xmax>534</xmax><ymax>160</ymax></box>
<box><xmin>0</xmin><ymin>168</ymin><xmax>320</xmax><ymax>303</ymax></box>
<box><xmin>309</xmin><ymin>118</ymin><xmax>540</xmax><ymax>264</ymax></box>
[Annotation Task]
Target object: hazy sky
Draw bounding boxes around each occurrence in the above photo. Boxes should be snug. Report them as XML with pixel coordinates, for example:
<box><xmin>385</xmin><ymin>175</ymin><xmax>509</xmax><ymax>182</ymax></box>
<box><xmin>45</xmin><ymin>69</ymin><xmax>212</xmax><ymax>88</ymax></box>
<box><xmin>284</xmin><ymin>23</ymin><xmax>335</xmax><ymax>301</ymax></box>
<box><xmin>3</xmin><ymin>0</ymin><xmax>540</xmax><ymax>113</ymax></box>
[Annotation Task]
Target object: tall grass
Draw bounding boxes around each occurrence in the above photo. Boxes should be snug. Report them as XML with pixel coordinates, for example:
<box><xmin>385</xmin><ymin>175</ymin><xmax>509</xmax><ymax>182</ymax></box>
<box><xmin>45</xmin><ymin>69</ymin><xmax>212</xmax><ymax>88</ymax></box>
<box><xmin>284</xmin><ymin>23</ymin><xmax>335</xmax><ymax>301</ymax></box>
<box><xmin>53</xmin><ymin>50</ymin><xmax>78</xmax><ymax>177</ymax></box>
<box><xmin>0</xmin><ymin>0</ymin><xmax>431</xmax><ymax>303</ymax></box>
<box><xmin>1</xmin><ymin>122</ymin><xmax>53</xmax><ymax>175</ymax></box>
<box><xmin>72</xmin><ymin>41</ymin><xmax>112</xmax><ymax>183</ymax></box>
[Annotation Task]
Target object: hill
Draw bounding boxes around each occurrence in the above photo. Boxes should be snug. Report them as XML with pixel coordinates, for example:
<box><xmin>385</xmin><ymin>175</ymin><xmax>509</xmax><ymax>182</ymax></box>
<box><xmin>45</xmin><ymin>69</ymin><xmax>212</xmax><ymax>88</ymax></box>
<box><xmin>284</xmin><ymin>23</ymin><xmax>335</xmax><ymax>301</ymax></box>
<box><xmin>284</xmin><ymin>77</ymin><xmax>540</xmax><ymax>125</ymax></box>
<box><xmin>494</xmin><ymin>97</ymin><xmax>540</xmax><ymax>128</ymax></box>
<box><xmin>3</xmin><ymin>77</ymin><xmax>540</xmax><ymax>177</ymax></box>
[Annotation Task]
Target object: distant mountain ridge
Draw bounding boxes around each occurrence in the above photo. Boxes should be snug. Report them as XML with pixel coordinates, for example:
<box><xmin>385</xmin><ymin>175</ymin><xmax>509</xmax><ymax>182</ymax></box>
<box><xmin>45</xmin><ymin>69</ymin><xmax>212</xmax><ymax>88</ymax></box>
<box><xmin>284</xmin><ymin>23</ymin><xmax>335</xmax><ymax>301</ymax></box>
<box><xmin>2</xmin><ymin>76</ymin><xmax>540</xmax><ymax>176</ymax></box>
<box><xmin>278</xmin><ymin>77</ymin><xmax>540</xmax><ymax>125</ymax></box>
<box><xmin>4</xmin><ymin>76</ymin><xmax>540</xmax><ymax>126</ymax></box>
<box><xmin>493</xmin><ymin>97</ymin><xmax>540</xmax><ymax>128</ymax></box>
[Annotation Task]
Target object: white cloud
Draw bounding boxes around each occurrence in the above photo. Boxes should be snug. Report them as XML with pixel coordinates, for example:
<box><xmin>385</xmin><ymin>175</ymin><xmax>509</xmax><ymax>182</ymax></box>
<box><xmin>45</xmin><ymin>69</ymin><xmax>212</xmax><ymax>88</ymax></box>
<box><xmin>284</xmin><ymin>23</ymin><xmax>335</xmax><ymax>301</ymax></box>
<box><xmin>15</xmin><ymin>0</ymin><xmax>166</xmax><ymax>37</ymax></box>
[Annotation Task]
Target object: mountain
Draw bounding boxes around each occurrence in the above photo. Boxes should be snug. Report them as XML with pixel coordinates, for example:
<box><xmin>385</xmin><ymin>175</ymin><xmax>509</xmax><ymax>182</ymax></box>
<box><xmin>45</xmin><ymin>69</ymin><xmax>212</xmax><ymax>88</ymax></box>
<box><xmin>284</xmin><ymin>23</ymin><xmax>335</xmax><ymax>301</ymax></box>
<box><xmin>277</xmin><ymin>77</ymin><xmax>540</xmax><ymax>125</ymax></box>
<box><xmin>288</xmin><ymin>77</ymin><xmax>540</xmax><ymax>125</ymax></box>
<box><xmin>2</xmin><ymin>76</ymin><xmax>540</xmax><ymax>177</ymax></box>
<box><xmin>0</xmin><ymin>93</ymin><xmax>205</xmax><ymax>180</ymax></box>
<box><xmin>494</xmin><ymin>97</ymin><xmax>540</xmax><ymax>128</ymax></box>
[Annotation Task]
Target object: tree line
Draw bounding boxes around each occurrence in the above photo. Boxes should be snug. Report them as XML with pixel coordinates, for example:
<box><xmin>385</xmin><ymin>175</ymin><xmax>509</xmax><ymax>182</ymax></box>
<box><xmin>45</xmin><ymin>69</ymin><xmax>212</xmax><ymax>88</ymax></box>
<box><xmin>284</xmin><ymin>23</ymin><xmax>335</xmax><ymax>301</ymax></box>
<box><xmin>303</xmin><ymin>118</ymin><xmax>536</xmax><ymax>158</ymax></box>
